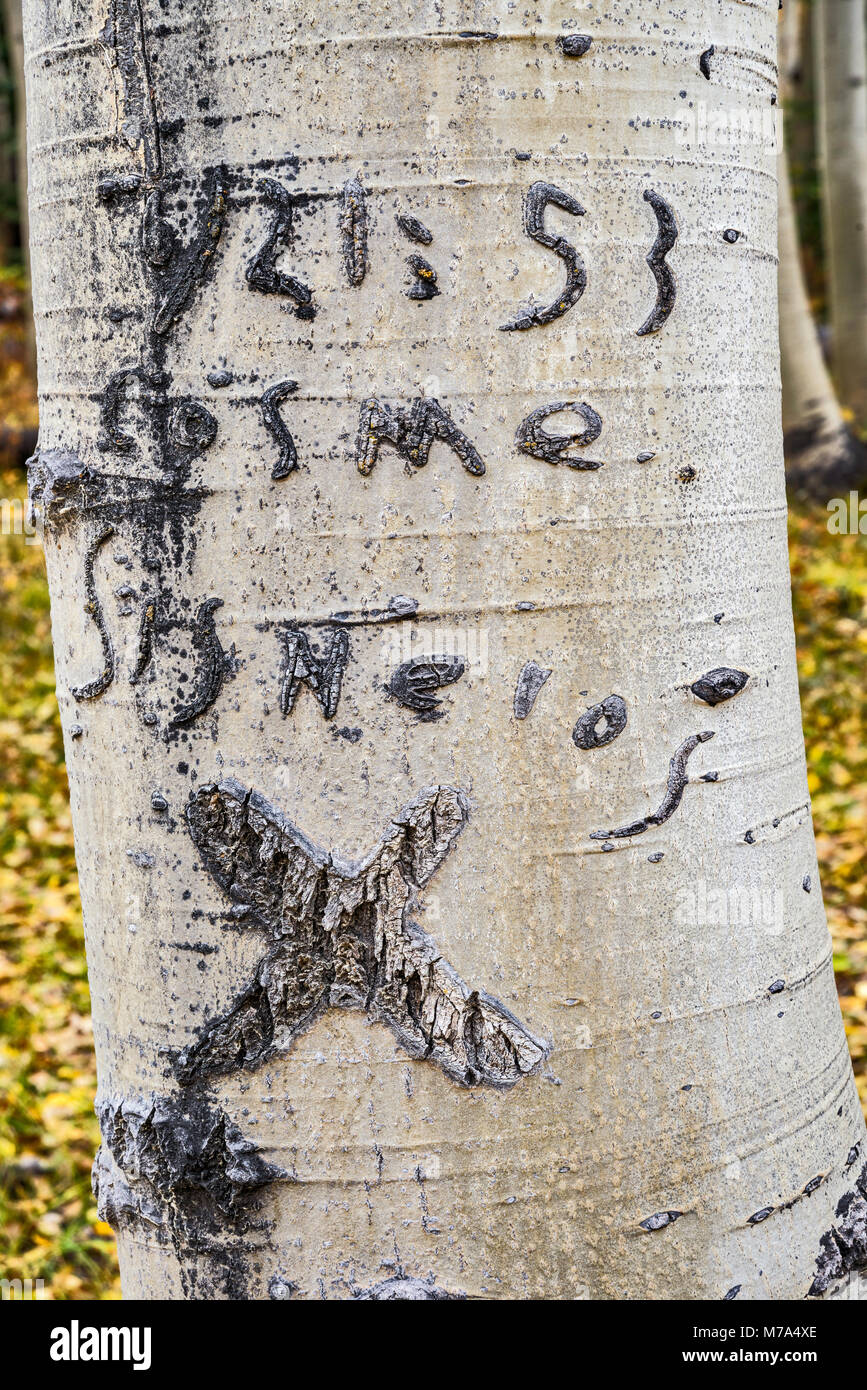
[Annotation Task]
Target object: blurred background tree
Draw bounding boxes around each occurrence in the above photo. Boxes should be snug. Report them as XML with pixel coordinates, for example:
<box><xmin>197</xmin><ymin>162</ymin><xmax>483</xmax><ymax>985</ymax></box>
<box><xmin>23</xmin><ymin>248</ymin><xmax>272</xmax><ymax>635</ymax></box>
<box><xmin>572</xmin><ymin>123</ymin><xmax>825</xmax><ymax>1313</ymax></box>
<box><xmin>0</xmin><ymin>0</ymin><xmax>865</xmax><ymax>1299</ymax></box>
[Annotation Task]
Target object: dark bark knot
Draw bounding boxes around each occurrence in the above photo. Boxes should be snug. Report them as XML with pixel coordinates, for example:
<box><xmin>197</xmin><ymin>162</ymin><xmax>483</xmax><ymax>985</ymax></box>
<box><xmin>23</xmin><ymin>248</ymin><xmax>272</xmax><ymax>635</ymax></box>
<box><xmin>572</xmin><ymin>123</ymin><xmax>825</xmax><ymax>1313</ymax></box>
<box><xmin>175</xmin><ymin>780</ymin><xmax>550</xmax><ymax>1090</ymax></box>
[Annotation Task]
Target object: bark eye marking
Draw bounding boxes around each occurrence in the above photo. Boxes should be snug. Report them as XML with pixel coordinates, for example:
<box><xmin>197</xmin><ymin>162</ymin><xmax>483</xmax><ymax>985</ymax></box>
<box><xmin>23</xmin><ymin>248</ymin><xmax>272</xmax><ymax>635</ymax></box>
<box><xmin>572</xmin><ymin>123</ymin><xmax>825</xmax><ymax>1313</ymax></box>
<box><xmin>516</xmin><ymin>400</ymin><xmax>603</xmax><ymax>468</ymax></box>
<box><xmin>261</xmin><ymin>380</ymin><xmax>299</xmax><ymax>479</ymax></box>
<box><xmin>689</xmin><ymin>667</ymin><xmax>749</xmax><ymax>705</ymax></box>
<box><xmin>590</xmin><ymin>730</ymin><xmax>715</xmax><ymax>841</ymax></box>
<box><xmin>500</xmin><ymin>180</ymin><xmax>587</xmax><ymax>332</ymax></box>
<box><xmin>355</xmin><ymin>396</ymin><xmax>486</xmax><ymax>477</ymax></box>
<box><xmin>71</xmin><ymin>525</ymin><xmax>116</xmax><ymax>702</ymax></box>
<box><xmin>278</xmin><ymin>625</ymin><xmax>349</xmax><ymax>720</ymax></box>
<box><xmin>390</xmin><ymin>655</ymin><xmax>465</xmax><ymax>720</ymax></box>
<box><xmin>572</xmin><ymin>694</ymin><xmax>627</xmax><ymax>749</ymax></box>
<box><xmin>636</xmin><ymin>188</ymin><xmax>678</xmax><ymax>337</ymax></box>
<box><xmin>176</xmin><ymin>780</ymin><xmax>550</xmax><ymax>1090</ymax></box>
<box><xmin>245</xmin><ymin>177</ymin><xmax>314</xmax><ymax>318</ymax></box>
<box><xmin>513</xmin><ymin>661</ymin><xmax>552</xmax><ymax>719</ymax></box>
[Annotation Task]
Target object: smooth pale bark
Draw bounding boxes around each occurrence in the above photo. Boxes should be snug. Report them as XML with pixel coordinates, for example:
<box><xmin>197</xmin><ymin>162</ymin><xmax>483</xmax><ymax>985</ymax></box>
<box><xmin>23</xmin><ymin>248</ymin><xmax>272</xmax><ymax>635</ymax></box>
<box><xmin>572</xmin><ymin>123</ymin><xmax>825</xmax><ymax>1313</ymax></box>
<box><xmin>778</xmin><ymin>22</ymin><xmax>862</xmax><ymax>498</ymax></box>
<box><xmin>814</xmin><ymin>0</ymin><xmax>867</xmax><ymax>423</ymax></box>
<box><xmin>22</xmin><ymin>0</ymin><xmax>867</xmax><ymax>1300</ymax></box>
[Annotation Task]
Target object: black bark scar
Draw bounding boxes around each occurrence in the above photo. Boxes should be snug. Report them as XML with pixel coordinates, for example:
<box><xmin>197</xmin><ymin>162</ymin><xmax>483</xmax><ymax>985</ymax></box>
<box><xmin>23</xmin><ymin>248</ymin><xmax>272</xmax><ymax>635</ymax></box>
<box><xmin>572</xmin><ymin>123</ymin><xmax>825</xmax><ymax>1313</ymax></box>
<box><xmin>516</xmin><ymin>400</ymin><xmax>603</xmax><ymax>467</ymax></box>
<box><xmin>278</xmin><ymin>625</ymin><xmax>349</xmax><ymax>720</ymax></box>
<box><xmin>500</xmin><ymin>181</ymin><xmax>586</xmax><ymax>331</ymax></box>
<box><xmin>355</xmin><ymin>397</ymin><xmax>485</xmax><ymax>477</ymax></box>
<box><xmin>590</xmin><ymin>731</ymin><xmax>714</xmax><ymax>840</ymax></box>
<box><xmin>390</xmin><ymin>655</ymin><xmax>465</xmax><ymax>720</ymax></box>
<box><xmin>340</xmin><ymin>177</ymin><xmax>368</xmax><ymax>286</ymax></box>
<box><xmin>175</xmin><ymin>781</ymin><xmax>550</xmax><ymax>1090</ymax></box>
<box><xmin>72</xmin><ymin>526</ymin><xmax>116</xmax><ymax>702</ymax></box>
<box><xmin>636</xmin><ymin>188</ymin><xmax>678</xmax><ymax>336</ymax></box>
<box><xmin>153</xmin><ymin>167</ymin><xmax>229</xmax><ymax>335</ymax></box>
<box><xmin>513</xmin><ymin>661</ymin><xmax>552</xmax><ymax>719</ymax></box>
<box><xmin>262</xmin><ymin>381</ymin><xmax>299</xmax><ymax>478</ymax></box>
<box><xmin>245</xmin><ymin>177</ymin><xmax>313</xmax><ymax>317</ymax></box>
<box><xmin>169</xmin><ymin>599</ymin><xmax>233</xmax><ymax>729</ymax></box>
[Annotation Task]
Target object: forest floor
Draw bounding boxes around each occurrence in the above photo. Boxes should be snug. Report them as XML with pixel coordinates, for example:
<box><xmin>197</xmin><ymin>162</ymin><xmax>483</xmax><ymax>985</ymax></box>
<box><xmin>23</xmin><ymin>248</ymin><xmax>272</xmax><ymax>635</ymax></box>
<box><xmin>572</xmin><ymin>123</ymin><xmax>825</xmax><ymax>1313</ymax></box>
<box><xmin>0</xmin><ymin>294</ymin><xmax>866</xmax><ymax>1298</ymax></box>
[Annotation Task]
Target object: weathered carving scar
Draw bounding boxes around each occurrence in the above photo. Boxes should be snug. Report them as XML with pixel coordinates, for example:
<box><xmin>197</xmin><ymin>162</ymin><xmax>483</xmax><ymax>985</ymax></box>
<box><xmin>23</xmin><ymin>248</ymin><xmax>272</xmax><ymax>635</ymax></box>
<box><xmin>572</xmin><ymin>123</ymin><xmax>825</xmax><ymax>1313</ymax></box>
<box><xmin>175</xmin><ymin>780</ymin><xmax>549</xmax><ymax>1090</ymax></box>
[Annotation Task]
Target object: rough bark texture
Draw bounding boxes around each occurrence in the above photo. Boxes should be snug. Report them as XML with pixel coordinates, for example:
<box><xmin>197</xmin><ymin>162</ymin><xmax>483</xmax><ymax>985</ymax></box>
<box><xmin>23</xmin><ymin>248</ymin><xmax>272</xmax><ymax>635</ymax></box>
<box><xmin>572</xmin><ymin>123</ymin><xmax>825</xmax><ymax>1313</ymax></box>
<box><xmin>814</xmin><ymin>0</ymin><xmax>867</xmax><ymax>424</ymax></box>
<box><xmin>22</xmin><ymin>0</ymin><xmax>867</xmax><ymax>1299</ymax></box>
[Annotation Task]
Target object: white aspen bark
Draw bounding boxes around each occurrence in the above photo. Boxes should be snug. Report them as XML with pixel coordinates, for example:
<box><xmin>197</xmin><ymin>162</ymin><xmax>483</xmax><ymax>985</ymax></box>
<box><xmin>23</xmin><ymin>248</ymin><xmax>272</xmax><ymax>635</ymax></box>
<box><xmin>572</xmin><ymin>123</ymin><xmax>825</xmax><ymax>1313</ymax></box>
<box><xmin>22</xmin><ymin>0</ymin><xmax>867</xmax><ymax>1300</ymax></box>
<box><xmin>779</xmin><ymin>127</ymin><xmax>862</xmax><ymax>493</ymax></box>
<box><xmin>814</xmin><ymin>0</ymin><xmax>867</xmax><ymax>424</ymax></box>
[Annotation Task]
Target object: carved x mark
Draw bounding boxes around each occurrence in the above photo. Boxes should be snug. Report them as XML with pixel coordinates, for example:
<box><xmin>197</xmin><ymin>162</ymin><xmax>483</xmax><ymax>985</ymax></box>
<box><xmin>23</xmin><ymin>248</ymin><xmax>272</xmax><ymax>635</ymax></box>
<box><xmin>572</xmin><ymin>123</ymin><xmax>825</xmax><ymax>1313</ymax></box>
<box><xmin>175</xmin><ymin>780</ymin><xmax>549</xmax><ymax>1090</ymax></box>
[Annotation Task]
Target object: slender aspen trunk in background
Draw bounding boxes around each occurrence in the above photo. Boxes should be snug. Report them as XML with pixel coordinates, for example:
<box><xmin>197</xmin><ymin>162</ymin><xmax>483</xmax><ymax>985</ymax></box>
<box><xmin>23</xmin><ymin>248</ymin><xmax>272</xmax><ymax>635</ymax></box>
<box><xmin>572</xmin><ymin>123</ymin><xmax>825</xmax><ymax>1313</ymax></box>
<box><xmin>21</xmin><ymin>0</ymin><xmax>867</xmax><ymax>1300</ymax></box>
<box><xmin>814</xmin><ymin>0</ymin><xmax>867</xmax><ymax>425</ymax></box>
<box><xmin>778</xmin><ymin>4</ymin><xmax>863</xmax><ymax>494</ymax></box>
<box><xmin>2</xmin><ymin>0</ymin><xmax>35</xmax><ymax>376</ymax></box>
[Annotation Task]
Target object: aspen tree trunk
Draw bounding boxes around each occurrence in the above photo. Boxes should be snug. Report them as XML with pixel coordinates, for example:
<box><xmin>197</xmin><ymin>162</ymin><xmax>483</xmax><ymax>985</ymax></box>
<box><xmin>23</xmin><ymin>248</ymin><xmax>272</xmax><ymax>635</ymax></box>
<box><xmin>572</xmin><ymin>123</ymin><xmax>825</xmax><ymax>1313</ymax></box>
<box><xmin>814</xmin><ymin>0</ymin><xmax>867</xmax><ymax>424</ymax></box>
<box><xmin>3</xmin><ymin>0</ymin><xmax>35</xmax><ymax>375</ymax></box>
<box><xmin>22</xmin><ymin>0</ymin><xmax>867</xmax><ymax>1300</ymax></box>
<box><xmin>779</xmin><ymin>3</ymin><xmax>863</xmax><ymax>494</ymax></box>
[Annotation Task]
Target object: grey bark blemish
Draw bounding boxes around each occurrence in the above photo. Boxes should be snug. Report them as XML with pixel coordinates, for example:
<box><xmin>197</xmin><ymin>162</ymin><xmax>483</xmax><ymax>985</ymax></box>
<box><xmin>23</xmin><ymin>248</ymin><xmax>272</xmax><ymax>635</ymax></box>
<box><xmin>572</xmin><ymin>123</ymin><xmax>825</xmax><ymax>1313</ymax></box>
<box><xmin>515</xmin><ymin>400</ymin><xmax>603</xmax><ymax>468</ymax></box>
<box><xmin>389</xmin><ymin>655</ymin><xmax>465</xmax><ymax>720</ymax></box>
<box><xmin>355</xmin><ymin>397</ymin><xmax>485</xmax><ymax>477</ymax></box>
<box><xmin>396</xmin><ymin>213</ymin><xmax>433</xmax><ymax>245</ymax></box>
<box><xmin>572</xmin><ymin>694</ymin><xmax>627</xmax><ymax>750</ymax></box>
<box><xmin>640</xmin><ymin>1210</ymin><xmax>683</xmax><ymax>1231</ymax></box>
<box><xmin>278</xmin><ymin>625</ymin><xmax>349</xmax><ymax>720</ymax></box>
<box><xmin>92</xmin><ymin>1093</ymin><xmax>285</xmax><ymax>1232</ymax></box>
<box><xmin>513</xmin><ymin>661</ymin><xmax>552</xmax><ymax>719</ymax></box>
<box><xmin>636</xmin><ymin>189</ymin><xmax>678</xmax><ymax>336</ymax></box>
<box><xmin>170</xmin><ymin>401</ymin><xmax>217</xmax><ymax>453</ymax></box>
<box><xmin>268</xmin><ymin>1275</ymin><xmax>298</xmax><ymax>1300</ymax></box>
<box><xmin>71</xmin><ymin>525</ymin><xmax>117</xmax><ymax>702</ymax></box>
<box><xmin>245</xmin><ymin>177</ymin><xmax>313</xmax><ymax>318</ymax></box>
<box><xmin>141</xmin><ymin>189</ymin><xmax>176</xmax><ymax>267</ymax></box>
<box><xmin>340</xmin><ymin>177</ymin><xmax>368</xmax><ymax>287</ymax></box>
<box><xmin>590</xmin><ymin>731</ymin><xmax>714</xmax><ymax>840</ymax></box>
<box><xmin>405</xmin><ymin>253</ymin><xmax>440</xmax><ymax>300</ymax></box>
<box><xmin>174</xmin><ymin>780</ymin><xmax>550</xmax><ymax>1090</ymax></box>
<box><xmin>557</xmin><ymin>35</ymin><xmax>592</xmax><ymax>59</ymax></box>
<box><xmin>500</xmin><ymin>181</ymin><xmax>586</xmax><ymax>331</ymax></box>
<box><xmin>689</xmin><ymin>667</ymin><xmax>749</xmax><ymax>705</ymax></box>
<box><xmin>808</xmin><ymin>1164</ymin><xmax>867</xmax><ymax>1296</ymax></box>
<box><xmin>261</xmin><ymin>381</ymin><xmax>299</xmax><ymax>478</ymax></box>
<box><xmin>105</xmin><ymin>0</ymin><xmax>162</xmax><ymax>176</ymax></box>
<box><xmin>352</xmin><ymin>1275</ymin><xmax>466</xmax><ymax>1300</ymax></box>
